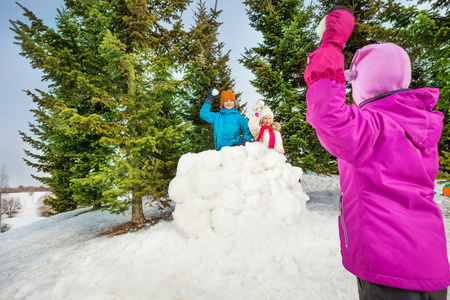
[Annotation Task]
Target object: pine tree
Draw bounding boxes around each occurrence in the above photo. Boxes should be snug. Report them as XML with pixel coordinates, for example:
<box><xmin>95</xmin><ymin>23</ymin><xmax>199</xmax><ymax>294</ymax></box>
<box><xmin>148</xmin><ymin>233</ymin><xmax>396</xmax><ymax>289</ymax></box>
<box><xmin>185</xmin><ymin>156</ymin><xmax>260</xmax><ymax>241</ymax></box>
<box><xmin>182</xmin><ymin>0</ymin><xmax>240</xmax><ymax>153</ymax></box>
<box><xmin>82</xmin><ymin>0</ymin><xmax>191</xmax><ymax>225</ymax></box>
<box><xmin>11</xmin><ymin>0</ymin><xmax>191</xmax><ymax>223</ymax></box>
<box><xmin>241</xmin><ymin>0</ymin><xmax>338</xmax><ymax>173</ymax></box>
<box><xmin>11</xmin><ymin>3</ymin><xmax>115</xmax><ymax>212</ymax></box>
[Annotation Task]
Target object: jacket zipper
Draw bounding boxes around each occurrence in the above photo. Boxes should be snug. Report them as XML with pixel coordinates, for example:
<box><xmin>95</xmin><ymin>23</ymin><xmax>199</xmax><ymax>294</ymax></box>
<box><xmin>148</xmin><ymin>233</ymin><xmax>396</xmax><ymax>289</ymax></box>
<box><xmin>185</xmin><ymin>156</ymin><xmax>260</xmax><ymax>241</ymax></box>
<box><xmin>339</xmin><ymin>193</ymin><xmax>349</xmax><ymax>248</ymax></box>
<box><xmin>359</xmin><ymin>89</ymin><xmax>411</xmax><ymax>108</ymax></box>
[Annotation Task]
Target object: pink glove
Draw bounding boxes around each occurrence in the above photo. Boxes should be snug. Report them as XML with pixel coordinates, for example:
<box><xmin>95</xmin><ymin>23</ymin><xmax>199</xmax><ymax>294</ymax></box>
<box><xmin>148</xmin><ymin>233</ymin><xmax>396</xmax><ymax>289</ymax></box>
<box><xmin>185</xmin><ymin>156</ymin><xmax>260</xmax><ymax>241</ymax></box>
<box><xmin>304</xmin><ymin>6</ymin><xmax>355</xmax><ymax>86</ymax></box>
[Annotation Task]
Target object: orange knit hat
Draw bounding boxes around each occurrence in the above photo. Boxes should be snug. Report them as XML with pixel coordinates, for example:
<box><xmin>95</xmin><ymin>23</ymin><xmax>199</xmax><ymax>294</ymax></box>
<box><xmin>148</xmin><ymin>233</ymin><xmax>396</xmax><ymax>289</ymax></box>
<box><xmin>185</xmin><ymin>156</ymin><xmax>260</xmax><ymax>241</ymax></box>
<box><xmin>220</xmin><ymin>90</ymin><xmax>236</xmax><ymax>105</ymax></box>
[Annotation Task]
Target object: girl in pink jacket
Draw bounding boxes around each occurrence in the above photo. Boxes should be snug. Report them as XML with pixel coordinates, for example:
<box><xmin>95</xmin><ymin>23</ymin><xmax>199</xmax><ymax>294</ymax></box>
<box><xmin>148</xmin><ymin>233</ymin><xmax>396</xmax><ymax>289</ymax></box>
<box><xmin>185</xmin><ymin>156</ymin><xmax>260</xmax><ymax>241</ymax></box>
<box><xmin>304</xmin><ymin>6</ymin><xmax>450</xmax><ymax>299</ymax></box>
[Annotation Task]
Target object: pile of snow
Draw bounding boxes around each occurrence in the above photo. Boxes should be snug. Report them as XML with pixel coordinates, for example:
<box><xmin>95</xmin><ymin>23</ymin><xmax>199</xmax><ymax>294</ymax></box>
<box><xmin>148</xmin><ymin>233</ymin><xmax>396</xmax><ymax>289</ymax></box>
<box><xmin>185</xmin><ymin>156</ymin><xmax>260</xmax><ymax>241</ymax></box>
<box><xmin>169</xmin><ymin>143</ymin><xmax>309</xmax><ymax>238</ymax></box>
<box><xmin>1</xmin><ymin>144</ymin><xmax>449</xmax><ymax>299</ymax></box>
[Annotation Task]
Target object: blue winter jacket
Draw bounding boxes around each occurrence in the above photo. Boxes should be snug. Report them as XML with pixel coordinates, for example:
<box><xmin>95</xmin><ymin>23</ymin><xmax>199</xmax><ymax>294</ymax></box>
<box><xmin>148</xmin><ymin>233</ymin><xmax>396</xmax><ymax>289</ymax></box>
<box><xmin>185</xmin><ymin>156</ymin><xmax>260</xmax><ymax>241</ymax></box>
<box><xmin>200</xmin><ymin>103</ymin><xmax>252</xmax><ymax>151</ymax></box>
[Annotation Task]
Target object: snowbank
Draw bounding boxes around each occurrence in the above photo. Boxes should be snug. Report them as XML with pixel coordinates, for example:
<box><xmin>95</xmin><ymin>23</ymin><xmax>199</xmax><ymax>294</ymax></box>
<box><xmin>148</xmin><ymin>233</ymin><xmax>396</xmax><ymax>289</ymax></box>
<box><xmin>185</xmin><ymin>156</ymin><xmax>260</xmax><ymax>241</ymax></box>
<box><xmin>2</xmin><ymin>145</ymin><xmax>448</xmax><ymax>299</ymax></box>
<box><xmin>1</xmin><ymin>191</ymin><xmax>50</xmax><ymax>229</ymax></box>
<box><xmin>169</xmin><ymin>143</ymin><xmax>310</xmax><ymax>238</ymax></box>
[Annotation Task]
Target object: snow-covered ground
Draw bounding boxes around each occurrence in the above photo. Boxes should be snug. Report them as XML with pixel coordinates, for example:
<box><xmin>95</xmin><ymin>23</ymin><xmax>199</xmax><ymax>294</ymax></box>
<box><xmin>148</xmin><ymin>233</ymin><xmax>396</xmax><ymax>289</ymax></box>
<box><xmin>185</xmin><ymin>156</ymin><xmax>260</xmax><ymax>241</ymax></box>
<box><xmin>1</xmin><ymin>191</ymin><xmax>51</xmax><ymax>229</ymax></box>
<box><xmin>1</xmin><ymin>144</ymin><xmax>449</xmax><ymax>299</ymax></box>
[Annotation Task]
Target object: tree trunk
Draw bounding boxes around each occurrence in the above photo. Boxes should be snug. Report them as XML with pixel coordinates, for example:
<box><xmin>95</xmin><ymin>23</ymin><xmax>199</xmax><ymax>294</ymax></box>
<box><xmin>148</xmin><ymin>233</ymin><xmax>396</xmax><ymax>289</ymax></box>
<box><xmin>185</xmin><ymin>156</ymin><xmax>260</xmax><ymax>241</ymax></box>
<box><xmin>131</xmin><ymin>195</ymin><xmax>145</xmax><ymax>225</ymax></box>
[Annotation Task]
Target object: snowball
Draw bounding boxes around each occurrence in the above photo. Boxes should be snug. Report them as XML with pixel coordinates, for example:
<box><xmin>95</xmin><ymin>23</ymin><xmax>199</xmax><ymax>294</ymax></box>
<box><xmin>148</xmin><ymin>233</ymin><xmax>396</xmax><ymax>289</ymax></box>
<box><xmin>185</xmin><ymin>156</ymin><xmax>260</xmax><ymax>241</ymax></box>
<box><xmin>168</xmin><ymin>176</ymin><xmax>194</xmax><ymax>204</ymax></box>
<box><xmin>217</xmin><ymin>169</ymin><xmax>239</xmax><ymax>190</ymax></box>
<box><xmin>287</xmin><ymin>165</ymin><xmax>304</xmax><ymax>187</ymax></box>
<box><xmin>196</xmin><ymin>150</ymin><xmax>223</xmax><ymax>171</ymax></box>
<box><xmin>192</xmin><ymin>169</ymin><xmax>221</xmax><ymax>198</ymax></box>
<box><xmin>238</xmin><ymin>173</ymin><xmax>270</xmax><ymax>198</ymax></box>
<box><xmin>216</xmin><ymin>188</ymin><xmax>245</xmax><ymax>215</ymax></box>
<box><xmin>245</xmin><ymin>142</ymin><xmax>266</xmax><ymax>159</ymax></box>
<box><xmin>265</xmin><ymin>166</ymin><xmax>282</xmax><ymax>180</ymax></box>
<box><xmin>172</xmin><ymin>199</ymin><xmax>211</xmax><ymax>238</ymax></box>
<box><xmin>211</xmin><ymin>88</ymin><xmax>219</xmax><ymax>96</ymax></box>
<box><xmin>262</xmin><ymin>151</ymin><xmax>286</xmax><ymax>170</ymax></box>
<box><xmin>175</xmin><ymin>153</ymin><xmax>197</xmax><ymax>176</ymax></box>
<box><xmin>220</xmin><ymin>145</ymin><xmax>246</xmax><ymax>160</ymax></box>
<box><xmin>241</xmin><ymin>157</ymin><xmax>264</xmax><ymax>174</ymax></box>
<box><xmin>210</xmin><ymin>208</ymin><xmax>236</xmax><ymax>237</ymax></box>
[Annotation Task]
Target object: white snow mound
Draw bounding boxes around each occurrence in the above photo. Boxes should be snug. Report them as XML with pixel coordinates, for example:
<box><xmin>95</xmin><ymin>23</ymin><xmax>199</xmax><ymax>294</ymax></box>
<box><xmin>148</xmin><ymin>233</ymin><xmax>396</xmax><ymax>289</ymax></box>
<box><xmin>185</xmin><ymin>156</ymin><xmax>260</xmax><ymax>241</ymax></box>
<box><xmin>169</xmin><ymin>143</ymin><xmax>310</xmax><ymax>238</ymax></box>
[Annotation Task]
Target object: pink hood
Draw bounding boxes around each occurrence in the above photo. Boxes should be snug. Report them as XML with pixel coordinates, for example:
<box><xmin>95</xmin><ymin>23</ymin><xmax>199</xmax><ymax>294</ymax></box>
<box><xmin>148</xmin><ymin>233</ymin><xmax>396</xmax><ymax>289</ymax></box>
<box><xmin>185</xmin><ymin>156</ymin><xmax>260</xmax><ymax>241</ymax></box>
<box><xmin>359</xmin><ymin>87</ymin><xmax>443</xmax><ymax>149</ymax></box>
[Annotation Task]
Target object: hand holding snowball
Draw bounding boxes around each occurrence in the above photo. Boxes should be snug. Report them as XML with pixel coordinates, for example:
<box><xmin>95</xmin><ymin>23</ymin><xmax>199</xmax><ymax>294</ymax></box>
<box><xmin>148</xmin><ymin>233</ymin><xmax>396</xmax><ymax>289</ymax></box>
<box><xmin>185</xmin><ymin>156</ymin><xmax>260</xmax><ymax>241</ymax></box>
<box><xmin>205</xmin><ymin>87</ymin><xmax>219</xmax><ymax>105</ymax></box>
<box><xmin>252</xmin><ymin>100</ymin><xmax>265</xmax><ymax>115</ymax></box>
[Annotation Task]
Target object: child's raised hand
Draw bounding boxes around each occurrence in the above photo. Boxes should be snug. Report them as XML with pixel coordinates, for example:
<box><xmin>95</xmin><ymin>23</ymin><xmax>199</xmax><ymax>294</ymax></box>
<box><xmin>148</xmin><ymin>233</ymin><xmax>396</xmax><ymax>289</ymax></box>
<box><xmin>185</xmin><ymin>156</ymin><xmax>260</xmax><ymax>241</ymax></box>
<box><xmin>209</xmin><ymin>88</ymin><xmax>219</xmax><ymax>98</ymax></box>
<box><xmin>304</xmin><ymin>6</ymin><xmax>354</xmax><ymax>86</ymax></box>
<box><xmin>252</xmin><ymin>100</ymin><xmax>265</xmax><ymax>113</ymax></box>
<box><xmin>205</xmin><ymin>88</ymin><xmax>219</xmax><ymax>105</ymax></box>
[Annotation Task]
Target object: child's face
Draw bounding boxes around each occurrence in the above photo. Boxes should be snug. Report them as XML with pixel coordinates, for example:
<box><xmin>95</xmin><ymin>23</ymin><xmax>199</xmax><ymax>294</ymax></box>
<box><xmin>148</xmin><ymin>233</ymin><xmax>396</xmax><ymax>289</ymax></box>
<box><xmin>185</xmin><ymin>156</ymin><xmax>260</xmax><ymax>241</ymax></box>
<box><xmin>223</xmin><ymin>99</ymin><xmax>235</xmax><ymax>110</ymax></box>
<box><xmin>261</xmin><ymin>115</ymin><xmax>273</xmax><ymax>126</ymax></box>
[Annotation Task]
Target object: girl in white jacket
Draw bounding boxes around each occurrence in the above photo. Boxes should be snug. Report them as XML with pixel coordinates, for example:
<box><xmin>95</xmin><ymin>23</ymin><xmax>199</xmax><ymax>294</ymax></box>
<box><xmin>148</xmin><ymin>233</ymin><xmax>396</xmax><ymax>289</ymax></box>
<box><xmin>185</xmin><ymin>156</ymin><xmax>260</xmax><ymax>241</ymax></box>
<box><xmin>248</xmin><ymin>100</ymin><xmax>285</xmax><ymax>154</ymax></box>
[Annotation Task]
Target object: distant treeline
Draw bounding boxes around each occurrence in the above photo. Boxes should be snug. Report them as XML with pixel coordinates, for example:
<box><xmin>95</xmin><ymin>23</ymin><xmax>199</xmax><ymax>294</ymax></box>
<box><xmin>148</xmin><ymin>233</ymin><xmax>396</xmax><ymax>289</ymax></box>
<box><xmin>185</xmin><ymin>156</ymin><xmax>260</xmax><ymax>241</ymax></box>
<box><xmin>3</xmin><ymin>186</ymin><xmax>51</xmax><ymax>193</ymax></box>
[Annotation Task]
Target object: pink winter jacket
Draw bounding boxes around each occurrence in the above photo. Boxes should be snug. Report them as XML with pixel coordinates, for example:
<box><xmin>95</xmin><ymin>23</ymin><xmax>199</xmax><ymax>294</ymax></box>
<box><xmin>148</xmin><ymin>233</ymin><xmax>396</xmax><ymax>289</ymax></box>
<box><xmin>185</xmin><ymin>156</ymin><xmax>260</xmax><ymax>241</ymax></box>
<box><xmin>306</xmin><ymin>79</ymin><xmax>450</xmax><ymax>291</ymax></box>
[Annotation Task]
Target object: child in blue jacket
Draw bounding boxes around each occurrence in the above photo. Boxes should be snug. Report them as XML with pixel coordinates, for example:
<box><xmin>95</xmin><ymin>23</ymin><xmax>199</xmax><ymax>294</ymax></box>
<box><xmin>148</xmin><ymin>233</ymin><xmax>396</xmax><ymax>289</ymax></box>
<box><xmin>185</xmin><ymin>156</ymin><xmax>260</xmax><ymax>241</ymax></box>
<box><xmin>200</xmin><ymin>89</ymin><xmax>252</xmax><ymax>151</ymax></box>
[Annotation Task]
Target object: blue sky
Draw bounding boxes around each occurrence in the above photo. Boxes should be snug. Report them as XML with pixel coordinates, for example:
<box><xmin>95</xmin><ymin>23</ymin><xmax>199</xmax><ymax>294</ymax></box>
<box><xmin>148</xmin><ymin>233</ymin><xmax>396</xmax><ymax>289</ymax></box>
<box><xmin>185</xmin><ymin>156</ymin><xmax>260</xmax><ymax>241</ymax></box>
<box><xmin>0</xmin><ymin>0</ymin><xmax>264</xmax><ymax>187</ymax></box>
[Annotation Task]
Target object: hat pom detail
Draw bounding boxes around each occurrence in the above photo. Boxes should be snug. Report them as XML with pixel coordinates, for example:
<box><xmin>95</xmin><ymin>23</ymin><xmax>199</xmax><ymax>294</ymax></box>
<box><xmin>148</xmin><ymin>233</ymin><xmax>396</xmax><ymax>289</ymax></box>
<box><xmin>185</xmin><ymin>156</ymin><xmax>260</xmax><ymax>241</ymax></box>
<box><xmin>344</xmin><ymin>69</ymin><xmax>357</xmax><ymax>82</ymax></box>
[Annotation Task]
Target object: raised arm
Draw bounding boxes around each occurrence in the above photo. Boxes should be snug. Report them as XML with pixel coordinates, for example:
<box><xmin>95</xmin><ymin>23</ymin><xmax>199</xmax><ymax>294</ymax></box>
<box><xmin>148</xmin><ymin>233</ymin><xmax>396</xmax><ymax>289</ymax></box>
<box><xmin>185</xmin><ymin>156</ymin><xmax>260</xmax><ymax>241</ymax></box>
<box><xmin>304</xmin><ymin>7</ymin><xmax>377</xmax><ymax>165</ymax></box>
<box><xmin>199</xmin><ymin>88</ymin><xmax>219</xmax><ymax>124</ymax></box>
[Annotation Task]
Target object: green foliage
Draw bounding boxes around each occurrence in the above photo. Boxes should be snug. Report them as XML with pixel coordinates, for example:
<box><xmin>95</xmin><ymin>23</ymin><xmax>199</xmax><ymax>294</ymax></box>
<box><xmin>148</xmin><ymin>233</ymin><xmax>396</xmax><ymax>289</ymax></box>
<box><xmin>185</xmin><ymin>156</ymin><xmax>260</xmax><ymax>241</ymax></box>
<box><xmin>181</xmin><ymin>0</ymin><xmax>239</xmax><ymax>153</ymax></box>
<box><xmin>11</xmin><ymin>3</ymin><xmax>114</xmax><ymax>212</ymax></box>
<box><xmin>241</xmin><ymin>0</ymin><xmax>337</xmax><ymax>174</ymax></box>
<box><xmin>11</xmin><ymin>0</ymin><xmax>191</xmax><ymax>222</ymax></box>
<box><xmin>437</xmin><ymin>151</ymin><xmax>450</xmax><ymax>184</ymax></box>
<box><xmin>13</xmin><ymin>0</ymin><xmax>448</xmax><ymax>215</ymax></box>
<box><xmin>243</xmin><ymin>0</ymin><xmax>448</xmax><ymax>177</ymax></box>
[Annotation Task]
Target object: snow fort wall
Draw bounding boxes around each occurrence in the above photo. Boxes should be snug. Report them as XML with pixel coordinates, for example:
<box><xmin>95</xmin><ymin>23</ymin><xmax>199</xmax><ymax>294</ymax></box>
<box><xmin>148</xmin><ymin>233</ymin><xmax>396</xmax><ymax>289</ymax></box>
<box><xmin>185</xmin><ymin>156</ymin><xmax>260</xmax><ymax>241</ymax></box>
<box><xmin>168</xmin><ymin>143</ymin><xmax>310</xmax><ymax>238</ymax></box>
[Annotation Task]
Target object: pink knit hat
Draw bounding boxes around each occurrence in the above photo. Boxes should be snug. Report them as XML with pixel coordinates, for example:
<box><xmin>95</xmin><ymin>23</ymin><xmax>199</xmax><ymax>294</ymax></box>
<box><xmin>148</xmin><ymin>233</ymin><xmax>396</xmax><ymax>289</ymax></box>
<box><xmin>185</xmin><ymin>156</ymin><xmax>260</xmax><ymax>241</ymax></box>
<box><xmin>345</xmin><ymin>43</ymin><xmax>411</xmax><ymax>105</ymax></box>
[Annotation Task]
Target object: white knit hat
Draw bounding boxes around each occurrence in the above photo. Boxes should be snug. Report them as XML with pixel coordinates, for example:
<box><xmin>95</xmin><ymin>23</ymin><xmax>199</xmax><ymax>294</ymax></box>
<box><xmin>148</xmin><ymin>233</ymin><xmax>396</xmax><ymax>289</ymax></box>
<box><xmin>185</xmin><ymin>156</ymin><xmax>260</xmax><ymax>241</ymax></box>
<box><xmin>259</xmin><ymin>106</ymin><xmax>274</xmax><ymax>121</ymax></box>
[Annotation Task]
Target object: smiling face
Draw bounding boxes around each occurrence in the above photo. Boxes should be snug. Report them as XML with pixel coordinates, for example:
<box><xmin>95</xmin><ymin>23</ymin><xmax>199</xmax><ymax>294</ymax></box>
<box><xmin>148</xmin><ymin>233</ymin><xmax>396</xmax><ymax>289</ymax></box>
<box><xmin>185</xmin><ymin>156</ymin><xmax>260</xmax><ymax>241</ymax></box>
<box><xmin>261</xmin><ymin>114</ymin><xmax>273</xmax><ymax>126</ymax></box>
<box><xmin>223</xmin><ymin>99</ymin><xmax>235</xmax><ymax>110</ymax></box>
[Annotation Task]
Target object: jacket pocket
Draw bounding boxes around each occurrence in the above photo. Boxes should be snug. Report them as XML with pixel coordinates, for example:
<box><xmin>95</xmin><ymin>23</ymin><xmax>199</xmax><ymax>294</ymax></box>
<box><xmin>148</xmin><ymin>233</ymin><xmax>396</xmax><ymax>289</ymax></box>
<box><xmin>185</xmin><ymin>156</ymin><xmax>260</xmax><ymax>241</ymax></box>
<box><xmin>339</xmin><ymin>193</ymin><xmax>349</xmax><ymax>248</ymax></box>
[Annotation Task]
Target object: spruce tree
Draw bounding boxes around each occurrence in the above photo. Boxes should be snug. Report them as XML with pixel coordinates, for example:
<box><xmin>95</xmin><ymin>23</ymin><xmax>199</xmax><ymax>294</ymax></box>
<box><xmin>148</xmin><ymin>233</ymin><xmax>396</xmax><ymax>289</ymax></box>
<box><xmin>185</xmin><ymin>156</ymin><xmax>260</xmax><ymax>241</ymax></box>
<box><xmin>11</xmin><ymin>3</ymin><xmax>115</xmax><ymax>212</ymax></box>
<box><xmin>241</xmin><ymin>0</ymin><xmax>338</xmax><ymax>173</ymax></box>
<box><xmin>11</xmin><ymin>0</ymin><xmax>191</xmax><ymax>223</ymax></box>
<box><xmin>182</xmin><ymin>0</ymin><xmax>240</xmax><ymax>153</ymax></box>
<box><xmin>84</xmin><ymin>0</ymin><xmax>190</xmax><ymax>224</ymax></box>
